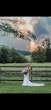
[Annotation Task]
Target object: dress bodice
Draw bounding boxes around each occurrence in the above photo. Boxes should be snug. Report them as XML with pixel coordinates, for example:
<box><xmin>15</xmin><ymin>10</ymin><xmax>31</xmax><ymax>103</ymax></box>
<box><xmin>24</xmin><ymin>72</ymin><xmax>29</xmax><ymax>77</ymax></box>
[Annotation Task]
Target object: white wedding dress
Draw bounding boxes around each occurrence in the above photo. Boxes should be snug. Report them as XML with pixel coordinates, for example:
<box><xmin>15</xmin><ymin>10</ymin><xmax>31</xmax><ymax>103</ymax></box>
<box><xmin>22</xmin><ymin>72</ymin><xmax>45</xmax><ymax>86</ymax></box>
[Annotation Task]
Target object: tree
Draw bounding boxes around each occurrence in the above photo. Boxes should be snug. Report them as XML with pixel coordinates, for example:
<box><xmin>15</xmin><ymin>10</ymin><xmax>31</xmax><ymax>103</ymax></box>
<box><xmin>0</xmin><ymin>46</ymin><xmax>10</xmax><ymax>63</ymax></box>
<box><xmin>46</xmin><ymin>49</ymin><xmax>51</xmax><ymax>62</ymax></box>
<box><xmin>10</xmin><ymin>48</ymin><xmax>28</xmax><ymax>63</ymax></box>
<box><xmin>42</xmin><ymin>38</ymin><xmax>51</xmax><ymax>62</ymax></box>
<box><xmin>42</xmin><ymin>38</ymin><xmax>51</xmax><ymax>49</ymax></box>
<box><xmin>0</xmin><ymin>46</ymin><xmax>28</xmax><ymax>63</ymax></box>
<box><xmin>31</xmin><ymin>47</ymin><xmax>46</xmax><ymax>62</ymax></box>
<box><xmin>0</xmin><ymin>18</ymin><xmax>37</xmax><ymax>41</ymax></box>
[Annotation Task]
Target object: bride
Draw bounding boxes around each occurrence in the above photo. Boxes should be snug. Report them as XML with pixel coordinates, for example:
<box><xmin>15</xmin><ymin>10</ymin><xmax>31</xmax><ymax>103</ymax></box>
<box><xmin>21</xmin><ymin>64</ymin><xmax>45</xmax><ymax>86</ymax></box>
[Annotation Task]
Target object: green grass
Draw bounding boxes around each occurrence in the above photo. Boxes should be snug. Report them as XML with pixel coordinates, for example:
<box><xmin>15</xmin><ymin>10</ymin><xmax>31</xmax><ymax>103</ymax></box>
<box><xmin>0</xmin><ymin>63</ymin><xmax>51</xmax><ymax>93</ymax></box>
<box><xmin>0</xmin><ymin>62</ymin><xmax>51</xmax><ymax>66</ymax></box>
<box><xmin>0</xmin><ymin>81</ymin><xmax>51</xmax><ymax>93</ymax></box>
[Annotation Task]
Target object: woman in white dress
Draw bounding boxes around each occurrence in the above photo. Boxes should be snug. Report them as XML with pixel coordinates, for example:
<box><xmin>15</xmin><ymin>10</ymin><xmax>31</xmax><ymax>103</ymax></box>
<box><xmin>21</xmin><ymin>64</ymin><xmax>45</xmax><ymax>86</ymax></box>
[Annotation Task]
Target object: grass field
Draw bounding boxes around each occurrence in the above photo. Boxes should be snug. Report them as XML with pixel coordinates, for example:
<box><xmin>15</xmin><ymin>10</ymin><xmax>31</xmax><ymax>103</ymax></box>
<box><xmin>0</xmin><ymin>63</ymin><xmax>51</xmax><ymax>93</ymax></box>
<box><xmin>0</xmin><ymin>62</ymin><xmax>51</xmax><ymax>66</ymax></box>
<box><xmin>0</xmin><ymin>81</ymin><xmax>51</xmax><ymax>93</ymax></box>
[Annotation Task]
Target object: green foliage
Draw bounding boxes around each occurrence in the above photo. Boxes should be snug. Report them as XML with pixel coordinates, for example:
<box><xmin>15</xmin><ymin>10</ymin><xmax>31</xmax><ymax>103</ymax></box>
<box><xmin>31</xmin><ymin>47</ymin><xmax>46</xmax><ymax>63</ymax></box>
<box><xmin>42</xmin><ymin>38</ymin><xmax>51</xmax><ymax>62</ymax></box>
<box><xmin>0</xmin><ymin>46</ymin><xmax>10</xmax><ymax>63</ymax></box>
<box><xmin>0</xmin><ymin>46</ymin><xmax>28</xmax><ymax>63</ymax></box>
<box><xmin>10</xmin><ymin>48</ymin><xmax>28</xmax><ymax>63</ymax></box>
<box><xmin>46</xmin><ymin>49</ymin><xmax>51</xmax><ymax>62</ymax></box>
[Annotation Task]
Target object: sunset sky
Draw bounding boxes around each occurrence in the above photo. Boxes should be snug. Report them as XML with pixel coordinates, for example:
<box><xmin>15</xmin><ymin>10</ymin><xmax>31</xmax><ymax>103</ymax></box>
<box><xmin>0</xmin><ymin>17</ymin><xmax>51</xmax><ymax>52</ymax></box>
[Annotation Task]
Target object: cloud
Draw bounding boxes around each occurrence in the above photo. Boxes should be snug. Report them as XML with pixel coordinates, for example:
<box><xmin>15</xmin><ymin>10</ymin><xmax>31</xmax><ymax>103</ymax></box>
<box><xmin>0</xmin><ymin>17</ymin><xmax>39</xmax><ymax>33</ymax></box>
<box><xmin>0</xmin><ymin>17</ymin><xmax>51</xmax><ymax>51</ymax></box>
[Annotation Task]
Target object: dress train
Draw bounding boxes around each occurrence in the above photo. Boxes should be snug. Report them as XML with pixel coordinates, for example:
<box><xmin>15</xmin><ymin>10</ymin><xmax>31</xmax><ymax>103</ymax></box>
<box><xmin>22</xmin><ymin>73</ymin><xmax>45</xmax><ymax>86</ymax></box>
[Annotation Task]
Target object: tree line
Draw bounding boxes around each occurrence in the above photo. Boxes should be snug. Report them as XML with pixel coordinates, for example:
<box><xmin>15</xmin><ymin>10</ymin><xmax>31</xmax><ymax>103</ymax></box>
<box><xmin>0</xmin><ymin>37</ymin><xmax>51</xmax><ymax>63</ymax></box>
<box><xmin>31</xmin><ymin>38</ymin><xmax>51</xmax><ymax>62</ymax></box>
<box><xmin>0</xmin><ymin>46</ymin><xmax>28</xmax><ymax>63</ymax></box>
<box><xmin>31</xmin><ymin>47</ymin><xmax>51</xmax><ymax>62</ymax></box>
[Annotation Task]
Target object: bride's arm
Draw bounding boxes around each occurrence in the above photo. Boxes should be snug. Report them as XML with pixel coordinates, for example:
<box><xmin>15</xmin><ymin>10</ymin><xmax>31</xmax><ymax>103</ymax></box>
<box><xmin>21</xmin><ymin>67</ymin><xmax>28</xmax><ymax>75</ymax></box>
<box><xmin>21</xmin><ymin>69</ymin><xmax>25</xmax><ymax>74</ymax></box>
<box><xmin>21</xmin><ymin>68</ymin><xmax>27</xmax><ymax>75</ymax></box>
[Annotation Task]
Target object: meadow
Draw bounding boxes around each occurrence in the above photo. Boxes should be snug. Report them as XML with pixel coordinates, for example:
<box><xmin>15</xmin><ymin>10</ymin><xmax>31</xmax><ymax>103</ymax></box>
<box><xmin>0</xmin><ymin>62</ymin><xmax>51</xmax><ymax>93</ymax></box>
<box><xmin>0</xmin><ymin>81</ymin><xmax>51</xmax><ymax>93</ymax></box>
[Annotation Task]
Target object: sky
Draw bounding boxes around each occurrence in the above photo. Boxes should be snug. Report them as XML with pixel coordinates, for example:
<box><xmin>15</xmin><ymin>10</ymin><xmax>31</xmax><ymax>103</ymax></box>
<box><xmin>0</xmin><ymin>17</ymin><xmax>51</xmax><ymax>52</ymax></box>
<box><xmin>0</xmin><ymin>17</ymin><xmax>40</xmax><ymax>32</ymax></box>
<box><xmin>0</xmin><ymin>17</ymin><xmax>39</xmax><ymax>51</ymax></box>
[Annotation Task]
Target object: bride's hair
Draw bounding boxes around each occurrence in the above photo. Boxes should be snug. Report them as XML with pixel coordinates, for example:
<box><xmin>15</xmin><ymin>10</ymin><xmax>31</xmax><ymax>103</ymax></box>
<box><xmin>26</xmin><ymin>64</ymin><xmax>30</xmax><ymax>67</ymax></box>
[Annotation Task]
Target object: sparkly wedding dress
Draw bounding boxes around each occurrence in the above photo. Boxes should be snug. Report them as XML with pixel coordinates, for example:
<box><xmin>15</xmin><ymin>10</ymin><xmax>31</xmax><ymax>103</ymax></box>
<box><xmin>22</xmin><ymin>72</ymin><xmax>45</xmax><ymax>86</ymax></box>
